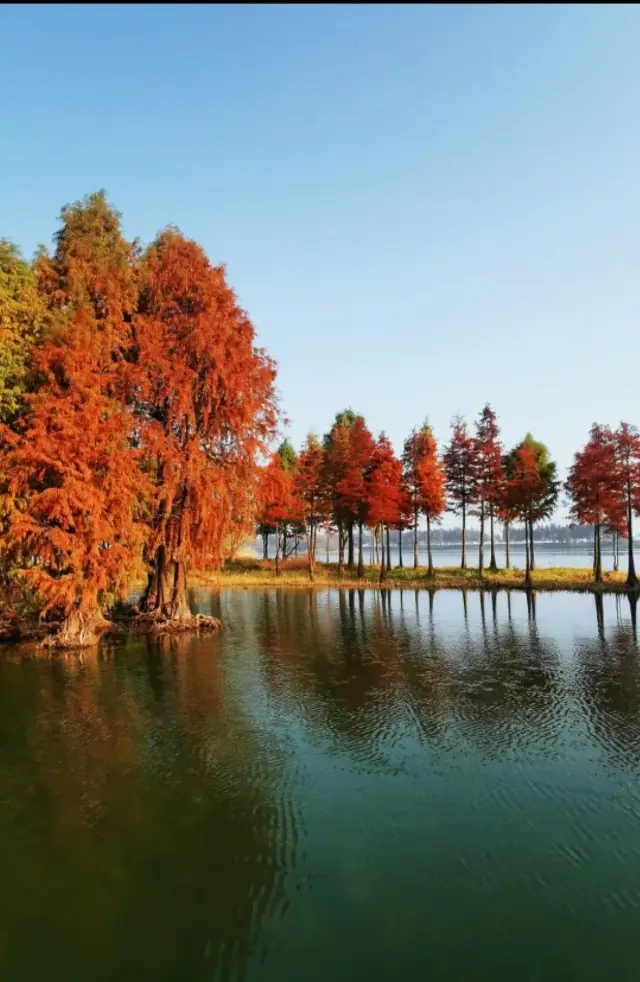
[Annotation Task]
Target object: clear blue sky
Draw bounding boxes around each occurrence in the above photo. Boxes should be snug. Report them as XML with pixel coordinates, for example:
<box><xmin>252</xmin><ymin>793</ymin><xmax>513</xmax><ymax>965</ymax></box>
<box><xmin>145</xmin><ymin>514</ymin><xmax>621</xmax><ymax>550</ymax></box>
<box><xmin>2</xmin><ymin>3</ymin><xmax>639</xmax><ymax>521</ymax></box>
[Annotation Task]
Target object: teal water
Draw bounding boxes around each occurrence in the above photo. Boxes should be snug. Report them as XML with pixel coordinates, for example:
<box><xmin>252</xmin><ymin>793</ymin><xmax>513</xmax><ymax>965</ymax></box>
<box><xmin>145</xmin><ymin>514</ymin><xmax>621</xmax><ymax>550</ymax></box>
<box><xmin>1</xmin><ymin>588</ymin><xmax>640</xmax><ymax>981</ymax></box>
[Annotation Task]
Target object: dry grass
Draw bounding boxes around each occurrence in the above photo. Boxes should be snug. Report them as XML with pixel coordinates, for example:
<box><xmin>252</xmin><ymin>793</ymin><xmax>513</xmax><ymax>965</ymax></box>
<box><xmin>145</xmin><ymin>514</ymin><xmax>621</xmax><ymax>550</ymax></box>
<box><xmin>189</xmin><ymin>557</ymin><xmax>634</xmax><ymax>595</ymax></box>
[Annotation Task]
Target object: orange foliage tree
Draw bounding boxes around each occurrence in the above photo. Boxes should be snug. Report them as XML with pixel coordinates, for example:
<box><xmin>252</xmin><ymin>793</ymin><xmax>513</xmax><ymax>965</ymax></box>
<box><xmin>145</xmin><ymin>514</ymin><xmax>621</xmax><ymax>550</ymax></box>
<box><xmin>443</xmin><ymin>415</ymin><xmax>478</xmax><ymax>570</ymax></box>
<box><xmin>614</xmin><ymin>423</ymin><xmax>640</xmax><ymax>588</ymax></box>
<box><xmin>294</xmin><ymin>434</ymin><xmax>328</xmax><ymax>582</ymax></box>
<box><xmin>0</xmin><ymin>192</ymin><xmax>146</xmax><ymax>645</ymax></box>
<box><xmin>366</xmin><ymin>434</ymin><xmax>403</xmax><ymax>583</ymax></box>
<box><xmin>257</xmin><ymin>452</ymin><xmax>293</xmax><ymax>577</ymax></box>
<box><xmin>131</xmin><ymin>230</ymin><xmax>277</xmax><ymax>620</ymax></box>
<box><xmin>566</xmin><ymin>424</ymin><xmax>620</xmax><ymax>582</ymax></box>
<box><xmin>403</xmin><ymin>422</ymin><xmax>446</xmax><ymax>573</ymax></box>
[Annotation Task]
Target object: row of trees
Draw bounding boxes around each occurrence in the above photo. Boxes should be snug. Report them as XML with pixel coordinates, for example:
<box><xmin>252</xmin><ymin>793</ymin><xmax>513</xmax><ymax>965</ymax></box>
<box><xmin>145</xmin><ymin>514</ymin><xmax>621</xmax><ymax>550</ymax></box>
<box><xmin>0</xmin><ymin>192</ymin><xmax>278</xmax><ymax>642</ymax></box>
<box><xmin>257</xmin><ymin>409</ymin><xmax>640</xmax><ymax>587</ymax></box>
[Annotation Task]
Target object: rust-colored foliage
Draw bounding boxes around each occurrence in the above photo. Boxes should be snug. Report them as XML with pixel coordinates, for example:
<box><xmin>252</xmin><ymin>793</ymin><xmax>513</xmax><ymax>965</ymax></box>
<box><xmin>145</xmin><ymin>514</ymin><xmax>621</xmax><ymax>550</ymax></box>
<box><xmin>443</xmin><ymin>415</ymin><xmax>478</xmax><ymax>570</ymax></box>
<box><xmin>366</xmin><ymin>433</ymin><xmax>403</xmax><ymax>582</ymax></box>
<box><xmin>294</xmin><ymin>434</ymin><xmax>329</xmax><ymax>579</ymax></box>
<box><xmin>257</xmin><ymin>452</ymin><xmax>293</xmax><ymax>576</ymax></box>
<box><xmin>132</xmin><ymin>230</ymin><xmax>277</xmax><ymax>617</ymax></box>
<box><xmin>613</xmin><ymin>422</ymin><xmax>640</xmax><ymax>587</ymax></box>
<box><xmin>403</xmin><ymin>424</ymin><xmax>446</xmax><ymax>574</ymax></box>
<box><xmin>1</xmin><ymin>193</ymin><xmax>145</xmax><ymax>639</ymax></box>
<box><xmin>566</xmin><ymin>424</ymin><xmax>620</xmax><ymax>581</ymax></box>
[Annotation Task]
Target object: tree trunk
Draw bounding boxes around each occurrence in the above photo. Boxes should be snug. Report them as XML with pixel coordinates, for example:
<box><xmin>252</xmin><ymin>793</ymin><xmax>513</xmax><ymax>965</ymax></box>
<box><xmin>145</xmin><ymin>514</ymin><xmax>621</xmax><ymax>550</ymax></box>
<box><xmin>461</xmin><ymin>502</ymin><xmax>467</xmax><ymax>569</ymax></box>
<box><xmin>413</xmin><ymin>506</ymin><xmax>419</xmax><ymax>568</ymax></box>
<box><xmin>627</xmin><ymin>493</ymin><xmax>637</xmax><ymax>587</ymax></box>
<box><xmin>529</xmin><ymin>518</ymin><xmax>536</xmax><ymax>571</ymax></box>
<box><xmin>613</xmin><ymin>531</ymin><xmax>619</xmax><ymax>572</ymax></box>
<box><xmin>262</xmin><ymin>531</ymin><xmax>269</xmax><ymax>560</ymax></box>
<box><xmin>379</xmin><ymin>523</ymin><xmax>387</xmax><ymax>583</ymax></box>
<box><xmin>348</xmin><ymin>522</ymin><xmax>355</xmax><ymax>569</ymax></box>
<box><xmin>478</xmin><ymin>505</ymin><xmax>485</xmax><ymax>576</ymax></box>
<box><xmin>594</xmin><ymin>522</ymin><xmax>602</xmax><ymax>583</ymax></box>
<box><xmin>282</xmin><ymin>526</ymin><xmax>288</xmax><ymax>566</ymax></box>
<box><xmin>338</xmin><ymin>523</ymin><xmax>345</xmax><ymax>577</ymax></box>
<box><xmin>398</xmin><ymin>529</ymin><xmax>404</xmax><ymax>568</ymax></box>
<box><xmin>593</xmin><ymin>527</ymin><xmax>598</xmax><ymax>575</ymax></box>
<box><xmin>357</xmin><ymin>519</ymin><xmax>364</xmax><ymax>579</ymax></box>
<box><xmin>45</xmin><ymin>607</ymin><xmax>110</xmax><ymax>648</ymax></box>
<box><xmin>375</xmin><ymin>527</ymin><xmax>379</xmax><ymax>565</ymax></box>
<box><xmin>505</xmin><ymin>522</ymin><xmax>510</xmax><ymax>569</ymax></box>
<box><xmin>275</xmin><ymin>521</ymin><xmax>281</xmax><ymax>577</ymax></box>
<box><xmin>489</xmin><ymin>506</ymin><xmax>497</xmax><ymax>571</ymax></box>
<box><xmin>386</xmin><ymin>526</ymin><xmax>392</xmax><ymax>570</ymax></box>
<box><xmin>167</xmin><ymin>559</ymin><xmax>192</xmax><ymax>621</ymax></box>
<box><xmin>306</xmin><ymin>523</ymin><xmax>315</xmax><ymax>582</ymax></box>
<box><xmin>427</xmin><ymin>514</ymin><xmax>434</xmax><ymax>578</ymax></box>
<box><xmin>524</xmin><ymin>522</ymin><xmax>531</xmax><ymax>585</ymax></box>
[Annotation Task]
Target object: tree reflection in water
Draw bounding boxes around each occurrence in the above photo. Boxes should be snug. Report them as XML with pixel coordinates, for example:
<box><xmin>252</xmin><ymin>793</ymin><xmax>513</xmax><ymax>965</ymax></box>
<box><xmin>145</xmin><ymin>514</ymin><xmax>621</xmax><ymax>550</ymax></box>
<box><xmin>0</xmin><ymin>633</ymin><xmax>299</xmax><ymax>982</ymax></box>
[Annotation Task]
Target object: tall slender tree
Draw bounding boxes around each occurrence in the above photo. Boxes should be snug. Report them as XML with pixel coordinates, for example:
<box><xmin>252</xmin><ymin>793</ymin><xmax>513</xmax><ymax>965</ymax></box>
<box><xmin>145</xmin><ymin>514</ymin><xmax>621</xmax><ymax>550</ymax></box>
<box><xmin>294</xmin><ymin>434</ymin><xmax>328</xmax><ymax>581</ymax></box>
<box><xmin>443</xmin><ymin>415</ymin><xmax>478</xmax><ymax>570</ymax></box>
<box><xmin>473</xmin><ymin>404</ymin><xmax>504</xmax><ymax>574</ymax></box>
<box><xmin>614</xmin><ymin>422</ymin><xmax>640</xmax><ymax>588</ymax></box>
<box><xmin>566</xmin><ymin>424</ymin><xmax>619</xmax><ymax>582</ymax></box>
<box><xmin>366</xmin><ymin>434</ymin><xmax>403</xmax><ymax>583</ymax></box>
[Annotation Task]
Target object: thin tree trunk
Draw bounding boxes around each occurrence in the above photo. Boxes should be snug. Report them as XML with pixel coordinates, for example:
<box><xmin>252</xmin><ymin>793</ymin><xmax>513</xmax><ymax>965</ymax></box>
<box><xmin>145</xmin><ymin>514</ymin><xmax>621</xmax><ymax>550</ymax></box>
<box><xmin>357</xmin><ymin>519</ymin><xmax>364</xmax><ymax>579</ymax></box>
<box><xmin>398</xmin><ymin>529</ymin><xmax>404</xmax><ymax>568</ymax></box>
<box><xmin>627</xmin><ymin>491</ymin><xmax>637</xmax><ymax>587</ymax></box>
<box><xmin>461</xmin><ymin>501</ymin><xmax>467</xmax><ymax>570</ymax></box>
<box><xmin>594</xmin><ymin>521</ymin><xmax>602</xmax><ymax>583</ymax></box>
<box><xmin>306</xmin><ymin>523</ymin><xmax>315</xmax><ymax>582</ymax></box>
<box><xmin>326</xmin><ymin>531</ymin><xmax>330</xmax><ymax>564</ymax></box>
<box><xmin>275</xmin><ymin>521</ymin><xmax>281</xmax><ymax>577</ymax></box>
<box><xmin>529</xmin><ymin>518</ymin><xmax>535</xmax><ymax>571</ymax></box>
<box><xmin>489</xmin><ymin>505</ymin><xmax>497</xmax><ymax>571</ymax></box>
<box><xmin>524</xmin><ymin>522</ymin><xmax>531</xmax><ymax>585</ymax></box>
<box><xmin>338</xmin><ymin>523</ymin><xmax>345</xmax><ymax>577</ymax></box>
<box><xmin>262</xmin><ymin>532</ymin><xmax>269</xmax><ymax>560</ymax></box>
<box><xmin>348</xmin><ymin>522</ymin><xmax>355</xmax><ymax>569</ymax></box>
<box><xmin>478</xmin><ymin>504</ymin><xmax>485</xmax><ymax>576</ymax></box>
<box><xmin>375</xmin><ymin>527</ymin><xmax>379</xmax><ymax>565</ymax></box>
<box><xmin>615</xmin><ymin>530</ymin><xmax>619</xmax><ymax>572</ymax></box>
<box><xmin>282</xmin><ymin>526</ymin><xmax>288</xmax><ymax>566</ymax></box>
<box><xmin>386</xmin><ymin>526</ymin><xmax>391</xmax><ymax>570</ymax></box>
<box><xmin>413</xmin><ymin>506</ymin><xmax>419</xmax><ymax>568</ymax></box>
<box><xmin>505</xmin><ymin>521</ymin><xmax>510</xmax><ymax>570</ymax></box>
<box><xmin>593</xmin><ymin>527</ymin><xmax>598</xmax><ymax>575</ymax></box>
<box><xmin>379</xmin><ymin>523</ymin><xmax>387</xmax><ymax>583</ymax></box>
<box><xmin>427</xmin><ymin>514</ymin><xmax>434</xmax><ymax>578</ymax></box>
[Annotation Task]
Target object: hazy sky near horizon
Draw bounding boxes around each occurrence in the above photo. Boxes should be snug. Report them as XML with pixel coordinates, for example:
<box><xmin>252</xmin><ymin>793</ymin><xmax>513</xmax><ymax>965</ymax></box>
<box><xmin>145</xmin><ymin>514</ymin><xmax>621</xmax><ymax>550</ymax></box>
<box><xmin>2</xmin><ymin>3</ymin><xmax>640</xmax><ymax>521</ymax></box>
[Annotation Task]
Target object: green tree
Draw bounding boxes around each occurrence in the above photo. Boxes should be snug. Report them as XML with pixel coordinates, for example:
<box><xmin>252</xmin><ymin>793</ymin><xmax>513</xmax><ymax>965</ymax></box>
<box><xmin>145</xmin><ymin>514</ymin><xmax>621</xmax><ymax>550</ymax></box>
<box><xmin>0</xmin><ymin>240</ymin><xmax>44</xmax><ymax>424</ymax></box>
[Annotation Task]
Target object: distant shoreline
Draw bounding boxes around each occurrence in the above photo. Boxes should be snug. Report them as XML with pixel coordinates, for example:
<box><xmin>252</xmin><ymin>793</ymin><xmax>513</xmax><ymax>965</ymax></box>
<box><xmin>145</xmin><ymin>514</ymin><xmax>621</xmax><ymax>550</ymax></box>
<box><xmin>192</xmin><ymin>560</ymin><xmax>638</xmax><ymax>595</ymax></box>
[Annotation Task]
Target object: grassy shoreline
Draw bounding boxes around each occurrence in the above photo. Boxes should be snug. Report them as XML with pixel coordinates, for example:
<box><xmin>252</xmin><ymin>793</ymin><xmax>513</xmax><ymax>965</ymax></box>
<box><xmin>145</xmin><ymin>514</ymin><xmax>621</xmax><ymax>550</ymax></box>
<box><xmin>190</xmin><ymin>558</ymin><xmax>637</xmax><ymax>595</ymax></box>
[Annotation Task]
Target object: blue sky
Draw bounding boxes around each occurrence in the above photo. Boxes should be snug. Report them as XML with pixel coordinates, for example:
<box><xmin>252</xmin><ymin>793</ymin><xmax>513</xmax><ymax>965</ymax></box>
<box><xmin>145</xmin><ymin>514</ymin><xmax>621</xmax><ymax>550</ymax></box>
<box><xmin>2</xmin><ymin>4</ymin><xmax>639</xmax><ymax>520</ymax></box>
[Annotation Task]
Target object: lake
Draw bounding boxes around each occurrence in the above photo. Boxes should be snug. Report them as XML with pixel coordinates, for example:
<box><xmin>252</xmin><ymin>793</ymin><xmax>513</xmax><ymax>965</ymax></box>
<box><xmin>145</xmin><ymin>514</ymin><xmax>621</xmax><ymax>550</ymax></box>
<box><xmin>266</xmin><ymin>543</ymin><xmax>639</xmax><ymax>572</ymax></box>
<box><xmin>2</xmin><ymin>587</ymin><xmax>640</xmax><ymax>981</ymax></box>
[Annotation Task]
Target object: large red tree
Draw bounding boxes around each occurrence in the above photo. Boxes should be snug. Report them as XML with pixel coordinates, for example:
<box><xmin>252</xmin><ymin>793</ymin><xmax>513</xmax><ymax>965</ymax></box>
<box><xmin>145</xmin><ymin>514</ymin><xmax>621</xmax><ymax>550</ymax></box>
<box><xmin>1</xmin><ymin>192</ymin><xmax>146</xmax><ymax>645</ymax></box>
<box><xmin>132</xmin><ymin>230</ymin><xmax>277</xmax><ymax>620</ymax></box>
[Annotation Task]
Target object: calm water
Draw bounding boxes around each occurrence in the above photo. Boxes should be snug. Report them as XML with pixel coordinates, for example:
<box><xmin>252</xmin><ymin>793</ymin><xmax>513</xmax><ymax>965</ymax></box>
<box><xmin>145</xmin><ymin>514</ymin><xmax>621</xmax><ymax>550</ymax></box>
<box><xmin>2</xmin><ymin>587</ymin><xmax>640</xmax><ymax>981</ymax></box>
<box><xmin>271</xmin><ymin>543</ymin><xmax>639</xmax><ymax>571</ymax></box>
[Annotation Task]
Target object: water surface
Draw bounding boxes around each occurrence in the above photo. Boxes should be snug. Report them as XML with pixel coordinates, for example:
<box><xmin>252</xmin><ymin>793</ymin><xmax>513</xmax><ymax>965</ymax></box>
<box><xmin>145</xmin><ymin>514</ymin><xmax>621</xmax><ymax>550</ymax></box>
<box><xmin>2</xmin><ymin>588</ymin><xmax>640</xmax><ymax>981</ymax></box>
